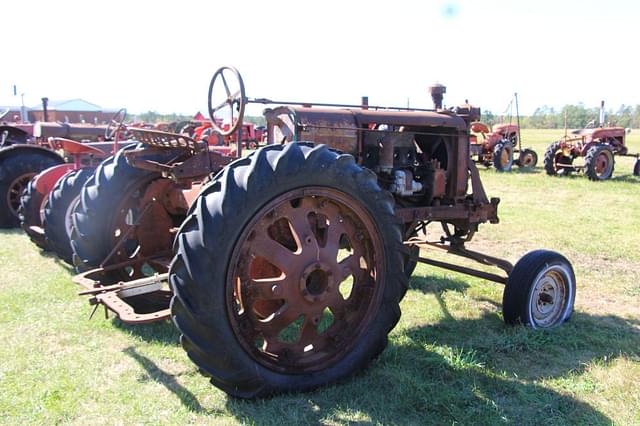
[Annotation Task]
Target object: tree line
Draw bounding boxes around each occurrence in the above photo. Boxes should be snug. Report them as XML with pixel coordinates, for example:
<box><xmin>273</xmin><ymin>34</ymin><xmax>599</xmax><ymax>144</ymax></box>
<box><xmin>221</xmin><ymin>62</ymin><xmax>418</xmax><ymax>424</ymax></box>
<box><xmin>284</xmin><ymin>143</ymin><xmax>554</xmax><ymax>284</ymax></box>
<box><xmin>482</xmin><ymin>104</ymin><xmax>640</xmax><ymax>129</ymax></box>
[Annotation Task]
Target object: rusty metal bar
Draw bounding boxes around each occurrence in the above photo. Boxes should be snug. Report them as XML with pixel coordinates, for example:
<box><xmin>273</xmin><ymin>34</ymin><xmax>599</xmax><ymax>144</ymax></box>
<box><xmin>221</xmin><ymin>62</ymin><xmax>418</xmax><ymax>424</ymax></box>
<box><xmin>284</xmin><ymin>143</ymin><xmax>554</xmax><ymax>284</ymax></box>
<box><xmin>415</xmin><ymin>255</ymin><xmax>508</xmax><ymax>284</ymax></box>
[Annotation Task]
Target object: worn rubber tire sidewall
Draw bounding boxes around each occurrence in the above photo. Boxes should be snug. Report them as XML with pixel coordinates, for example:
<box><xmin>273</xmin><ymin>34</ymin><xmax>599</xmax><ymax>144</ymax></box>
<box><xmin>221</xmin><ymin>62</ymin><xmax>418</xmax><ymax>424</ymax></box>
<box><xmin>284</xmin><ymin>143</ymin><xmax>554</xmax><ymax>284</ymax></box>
<box><xmin>19</xmin><ymin>177</ymin><xmax>48</xmax><ymax>249</ymax></box>
<box><xmin>0</xmin><ymin>150</ymin><xmax>62</xmax><ymax>228</ymax></box>
<box><xmin>44</xmin><ymin>168</ymin><xmax>95</xmax><ymax>265</ymax></box>
<box><xmin>502</xmin><ymin>249</ymin><xmax>576</xmax><ymax>328</ymax></box>
<box><xmin>71</xmin><ymin>144</ymin><xmax>177</xmax><ymax>269</ymax></box>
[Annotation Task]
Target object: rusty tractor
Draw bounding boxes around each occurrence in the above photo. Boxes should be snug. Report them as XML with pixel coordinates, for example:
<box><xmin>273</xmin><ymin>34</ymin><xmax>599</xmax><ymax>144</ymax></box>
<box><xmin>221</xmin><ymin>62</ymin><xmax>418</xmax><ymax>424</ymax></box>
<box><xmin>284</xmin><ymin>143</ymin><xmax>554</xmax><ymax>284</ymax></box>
<box><xmin>18</xmin><ymin>109</ymin><xmax>132</xmax><ymax>262</ymax></box>
<box><xmin>467</xmin><ymin>93</ymin><xmax>537</xmax><ymax>172</ymax></box>
<box><xmin>544</xmin><ymin>102</ymin><xmax>639</xmax><ymax>180</ymax></box>
<box><xmin>0</xmin><ymin>106</ymin><xmax>117</xmax><ymax>228</ymax></box>
<box><xmin>71</xmin><ymin>67</ymin><xmax>576</xmax><ymax>398</ymax></box>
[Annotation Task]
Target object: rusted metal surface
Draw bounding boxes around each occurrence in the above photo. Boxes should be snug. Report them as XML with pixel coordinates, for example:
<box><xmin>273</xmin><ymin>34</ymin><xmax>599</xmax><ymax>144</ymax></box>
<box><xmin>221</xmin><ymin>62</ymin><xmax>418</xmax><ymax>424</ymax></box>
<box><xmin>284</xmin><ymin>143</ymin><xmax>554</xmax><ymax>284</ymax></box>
<box><xmin>124</xmin><ymin>147</ymin><xmax>233</xmax><ymax>181</ymax></box>
<box><xmin>74</xmin><ymin>268</ymin><xmax>171</xmax><ymax>324</ymax></box>
<box><xmin>227</xmin><ymin>188</ymin><xmax>384</xmax><ymax>373</ymax></box>
<box><xmin>129</xmin><ymin>128</ymin><xmax>206</xmax><ymax>152</ymax></box>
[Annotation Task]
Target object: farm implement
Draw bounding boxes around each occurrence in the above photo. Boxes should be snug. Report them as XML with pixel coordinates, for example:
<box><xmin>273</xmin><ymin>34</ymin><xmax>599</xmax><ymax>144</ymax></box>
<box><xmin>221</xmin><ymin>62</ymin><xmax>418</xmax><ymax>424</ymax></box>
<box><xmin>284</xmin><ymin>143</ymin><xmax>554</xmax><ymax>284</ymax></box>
<box><xmin>468</xmin><ymin>93</ymin><xmax>537</xmax><ymax>171</ymax></box>
<box><xmin>69</xmin><ymin>66</ymin><xmax>575</xmax><ymax>398</ymax></box>
<box><xmin>544</xmin><ymin>102</ymin><xmax>640</xmax><ymax>180</ymax></box>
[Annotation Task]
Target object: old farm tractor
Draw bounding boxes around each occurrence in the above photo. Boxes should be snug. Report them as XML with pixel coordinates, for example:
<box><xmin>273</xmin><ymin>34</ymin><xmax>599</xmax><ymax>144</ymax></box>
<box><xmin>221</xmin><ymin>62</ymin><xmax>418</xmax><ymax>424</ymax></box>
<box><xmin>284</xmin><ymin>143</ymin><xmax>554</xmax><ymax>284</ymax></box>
<box><xmin>467</xmin><ymin>93</ymin><xmax>537</xmax><ymax>172</ymax></box>
<box><xmin>0</xmin><ymin>108</ymin><xmax>117</xmax><ymax>228</ymax></box>
<box><xmin>71</xmin><ymin>67</ymin><xmax>576</xmax><ymax>398</ymax></box>
<box><xmin>544</xmin><ymin>102</ymin><xmax>640</xmax><ymax>180</ymax></box>
<box><xmin>19</xmin><ymin>109</ymin><xmax>132</xmax><ymax>261</ymax></box>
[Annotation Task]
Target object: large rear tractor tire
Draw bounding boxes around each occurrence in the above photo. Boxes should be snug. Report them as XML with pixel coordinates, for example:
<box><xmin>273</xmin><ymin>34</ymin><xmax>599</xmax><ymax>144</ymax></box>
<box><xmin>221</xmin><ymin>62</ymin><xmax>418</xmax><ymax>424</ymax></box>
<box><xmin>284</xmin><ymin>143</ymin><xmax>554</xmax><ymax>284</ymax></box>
<box><xmin>543</xmin><ymin>141</ymin><xmax>574</xmax><ymax>176</ymax></box>
<box><xmin>44</xmin><ymin>168</ymin><xmax>95</xmax><ymax>265</ymax></box>
<box><xmin>71</xmin><ymin>145</ymin><xmax>184</xmax><ymax>279</ymax></box>
<box><xmin>502</xmin><ymin>250</ymin><xmax>575</xmax><ymax>328</ymax></box>
<box><xmin>493</xmin><ymin>140</ymin><xmax>513</xmax><ymax>172</ymax></box>
<box><xmin>0</xmin><ymin>149</ymin><xmax>63</xmax><ymax>228</ymax></box>
<box><xmin>18</xmin><ymin>176</ymin><xmax>49</xmax><ymax>250</ymax></box>
<box><xmin>584</xmin><ymin>144</ymin><xmax>615</xmax><ymax>181</ymax></box>
<box><xmin>634</xmin><ymin>158</ymin><xmax>640</xmax><ymax>177</ymax></box>
<box><xmin>170</xmin><ymin>143</ymin><xmax>407</xmax><ymax>398</ymax></box>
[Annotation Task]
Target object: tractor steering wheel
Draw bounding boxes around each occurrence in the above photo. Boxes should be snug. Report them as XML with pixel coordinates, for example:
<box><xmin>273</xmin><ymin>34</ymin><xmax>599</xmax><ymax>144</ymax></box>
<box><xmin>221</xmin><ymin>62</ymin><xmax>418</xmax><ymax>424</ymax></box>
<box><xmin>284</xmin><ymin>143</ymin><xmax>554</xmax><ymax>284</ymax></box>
<box><xmin>105</xmin><ymin>108</ymin><xmax>127</xmax><ymax>141</ymax></box>
<box><xmin>208</xmin><ymin>66</ymin><xmax>246</xmax><ymax>136</ymax></box>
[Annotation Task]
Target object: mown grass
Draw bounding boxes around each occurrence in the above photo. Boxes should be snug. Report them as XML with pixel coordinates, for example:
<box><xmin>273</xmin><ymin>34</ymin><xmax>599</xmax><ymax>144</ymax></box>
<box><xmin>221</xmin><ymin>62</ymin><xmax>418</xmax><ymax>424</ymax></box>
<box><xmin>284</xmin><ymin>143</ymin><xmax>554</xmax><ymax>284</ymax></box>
<box><xmin>0</xmin><ymin>129</ymin><xmax>638</xmax><ymax>425</ymax></box>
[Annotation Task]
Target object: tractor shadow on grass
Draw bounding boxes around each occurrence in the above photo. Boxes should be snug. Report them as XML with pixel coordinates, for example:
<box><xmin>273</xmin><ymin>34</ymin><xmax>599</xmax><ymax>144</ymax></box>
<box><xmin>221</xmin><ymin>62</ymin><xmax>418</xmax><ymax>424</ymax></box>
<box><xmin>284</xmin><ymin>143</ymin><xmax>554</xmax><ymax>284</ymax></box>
<box><xmin>224</xmin><ymin>276</ymin><xmax>635</xmax><ymax>425</ymax></box>
<box><xmin>112</xmin><ymin>318</ymin><xmax>180</xmax><ymax>345</ymax></box>
<box><xmin>610</xmin><ymin>173</ymin><xmax>640</xmax><ymax>183</ymax></box>
<box><xmin>122</xmin><ymin>346</ymin><xmax>208</xmax><ymax>414</ymax></box>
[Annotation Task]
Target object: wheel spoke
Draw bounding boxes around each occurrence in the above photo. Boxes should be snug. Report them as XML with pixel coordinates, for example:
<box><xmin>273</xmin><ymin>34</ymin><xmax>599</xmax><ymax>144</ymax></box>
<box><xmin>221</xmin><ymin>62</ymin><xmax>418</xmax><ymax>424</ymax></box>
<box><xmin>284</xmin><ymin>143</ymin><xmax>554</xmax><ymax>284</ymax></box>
<box><xmin>260</xmin><ymin>305</ymin><xmax>299</xmax><ymax>337</ymax></box>
<box><xmin>324</xmin><ymin>219</ymin><xmax>346</xmax><ymax>260</ymax></box>
<box><xmin>338</xmin><ymin>255</ymin><xmax>358</xmax><ymax>282</ymax></box>
<box><xmin>220</xmin><ymin>72</ymin><xmax>231</xmax><ymax>97</ymax></box>
<box><xmin>247</xmin><ymin>276</ymin><xmax>287</xmax><ymax>301</ymax></box>
<box><xmin>287</xmin><ymin>202</ymin><xmax>318</xmax><ymax>254</ymax></box>
<box><xmin>213</xmin><ymin>98</ymin><xmax>230</xmax><ymax>114</ymax></box>
<box><xmin>251</xmin><ymin>236</ymin><xmax>297</xmax><ymax>271</ymax></box>
<box><xmin>298</xmin><ymin>314</ymin><xmax>320</xmax><ymax>346</ymax></box>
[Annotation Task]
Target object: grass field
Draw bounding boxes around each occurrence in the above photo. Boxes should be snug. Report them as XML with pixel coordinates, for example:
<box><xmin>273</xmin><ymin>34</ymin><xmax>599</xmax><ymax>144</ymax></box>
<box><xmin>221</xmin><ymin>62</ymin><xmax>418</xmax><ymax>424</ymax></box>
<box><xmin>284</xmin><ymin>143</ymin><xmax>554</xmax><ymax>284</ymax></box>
<box><xmin>1</xmin><ymin>129</ymin><xmax>639</xmax><ymax>425</ymax></box>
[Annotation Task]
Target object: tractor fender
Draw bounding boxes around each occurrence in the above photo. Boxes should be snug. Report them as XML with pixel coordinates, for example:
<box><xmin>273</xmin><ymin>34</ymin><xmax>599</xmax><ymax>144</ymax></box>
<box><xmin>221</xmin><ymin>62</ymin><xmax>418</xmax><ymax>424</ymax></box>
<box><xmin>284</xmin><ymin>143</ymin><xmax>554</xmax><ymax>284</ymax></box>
<box><xmin>579</xmin><ymin>139</ymin><xmax>624</xmax><ymax>157</ymax></box>
<box><xmin>0</xmin><ymin>125</ymin><xmax>31</xmax><ymax>146</ymax></box>
<box><xmin>31</xmin><ymin>163</ymin><xmax>76</xmax><ymax>197</ymax></box>
<box><xmin>0</xmin><ymin>144</ymin><xmax>64</xmax><ymax>165</ymax></box>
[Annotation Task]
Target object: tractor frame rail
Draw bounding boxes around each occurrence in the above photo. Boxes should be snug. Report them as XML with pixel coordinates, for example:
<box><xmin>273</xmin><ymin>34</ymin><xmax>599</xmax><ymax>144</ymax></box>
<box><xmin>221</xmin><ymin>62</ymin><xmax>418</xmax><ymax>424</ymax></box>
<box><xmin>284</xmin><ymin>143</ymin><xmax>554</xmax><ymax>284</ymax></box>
<box><xmin>405</xmin><ymin>238</ymin><xmax>513</xmax><ymax>285</ymax></box>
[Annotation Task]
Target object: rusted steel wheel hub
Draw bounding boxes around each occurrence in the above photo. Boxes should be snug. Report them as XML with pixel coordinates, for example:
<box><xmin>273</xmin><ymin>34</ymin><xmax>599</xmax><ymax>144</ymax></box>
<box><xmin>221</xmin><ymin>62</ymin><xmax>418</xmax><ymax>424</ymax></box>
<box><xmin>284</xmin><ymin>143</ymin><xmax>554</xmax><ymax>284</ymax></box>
<box><xmin>227</xmin><ymin>188</ymin><xmax>384</xmax><ymax>373</ymax></box>
<box><xmin>530</xmin><ymin>265</ymin><xmax>568</xmax><ymax>327</ymax></box>
<box><xmin>7</xmin><ymin>173</ymin><xmax>34</xmax><ymax>218</ymax></box>
<box><xmin>594</xmin><ymin>151</ymin><xmax>613</xmax><ymax>177</ymax></box>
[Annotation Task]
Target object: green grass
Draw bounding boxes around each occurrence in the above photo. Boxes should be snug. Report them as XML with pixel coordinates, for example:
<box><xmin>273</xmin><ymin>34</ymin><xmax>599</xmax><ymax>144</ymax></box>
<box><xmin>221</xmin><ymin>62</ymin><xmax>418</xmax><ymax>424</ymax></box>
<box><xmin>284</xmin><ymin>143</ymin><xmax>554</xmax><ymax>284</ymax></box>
<box><xmin>1</xmin><ymin>129</ymin><xmax>639</xmax><ymax>425</ymax></box>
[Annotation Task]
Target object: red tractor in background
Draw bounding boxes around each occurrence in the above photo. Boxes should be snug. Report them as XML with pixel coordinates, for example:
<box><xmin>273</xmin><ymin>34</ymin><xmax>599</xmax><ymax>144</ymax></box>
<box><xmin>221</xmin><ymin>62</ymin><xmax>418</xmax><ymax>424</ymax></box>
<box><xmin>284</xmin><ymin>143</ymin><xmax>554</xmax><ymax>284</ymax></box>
<box><xmin>467</xmin><ymin>93</ymin><xmax>537</xmax><ymax>172</ymax></box>
<box><xmin>544</xmin><ymin>101</ymin><xmax>640</xmax><ymax>180</ymax></box>
<box><xmin>18</xmin><ymin>109</ymin><xmax>132</xmax><ymax>262</ymax></box>
<box><xmin>0</xmin><ymin>100</ymin><xmax>120</xmax><ymax>228</ymax></box>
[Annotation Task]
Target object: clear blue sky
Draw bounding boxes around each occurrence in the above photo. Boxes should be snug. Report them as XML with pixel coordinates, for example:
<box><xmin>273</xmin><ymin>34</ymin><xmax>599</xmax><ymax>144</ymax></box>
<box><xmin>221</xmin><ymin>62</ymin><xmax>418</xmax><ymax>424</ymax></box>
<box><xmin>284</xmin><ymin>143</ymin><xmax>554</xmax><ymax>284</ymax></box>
<box><xmin>2</xmin><ymin>0</ymin><xmax>638</xmax><ymax>116</ymax></box>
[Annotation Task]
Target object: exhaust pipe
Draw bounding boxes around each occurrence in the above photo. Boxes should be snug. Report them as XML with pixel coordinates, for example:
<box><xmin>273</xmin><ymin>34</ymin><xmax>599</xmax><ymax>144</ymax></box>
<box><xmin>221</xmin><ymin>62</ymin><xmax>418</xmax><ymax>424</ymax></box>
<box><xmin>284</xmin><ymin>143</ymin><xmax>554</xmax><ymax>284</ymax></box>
<box><xmin>428</xmin><ymin>84</ymin><xmax>446</xmax><ymax>109</ymax></box>
<box><xmin>599</xmin><ymin>100</ymin><xmax>605</xmax><ymax>127</ymax></box>
<box><xmin>41</xmin><ymin>97</ymin><xmax>49</xmax><ymax>122</ymax></box>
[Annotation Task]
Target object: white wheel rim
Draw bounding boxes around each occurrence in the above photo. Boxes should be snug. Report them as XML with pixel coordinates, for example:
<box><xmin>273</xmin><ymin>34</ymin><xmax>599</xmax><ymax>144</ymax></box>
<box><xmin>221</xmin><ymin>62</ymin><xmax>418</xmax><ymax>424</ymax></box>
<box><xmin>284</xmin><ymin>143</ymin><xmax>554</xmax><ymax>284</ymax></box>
<box><xmin>528</xmin><ymin>263</ymin><xmax>573</xmax><ymax>328</ymax></box>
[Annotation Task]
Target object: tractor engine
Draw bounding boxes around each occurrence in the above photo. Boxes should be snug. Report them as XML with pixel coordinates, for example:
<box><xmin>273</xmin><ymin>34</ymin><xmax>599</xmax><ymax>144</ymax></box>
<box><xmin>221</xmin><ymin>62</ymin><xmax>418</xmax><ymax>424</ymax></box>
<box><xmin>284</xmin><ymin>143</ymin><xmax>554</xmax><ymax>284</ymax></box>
<box><xmin>264</xmin><ymin>97</ymin><xmax>480</xmax><ymax>209</ymax></box>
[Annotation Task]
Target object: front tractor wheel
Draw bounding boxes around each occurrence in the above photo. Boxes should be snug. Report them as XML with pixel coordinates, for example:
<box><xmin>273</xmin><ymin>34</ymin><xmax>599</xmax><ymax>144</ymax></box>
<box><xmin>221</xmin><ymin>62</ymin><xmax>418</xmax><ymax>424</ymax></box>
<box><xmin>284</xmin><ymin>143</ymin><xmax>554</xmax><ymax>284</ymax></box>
<box><xmin>584</xmin><ymin>144</ymin><xmax>615</xmax><ymax>181</ymax></box>
<box><xmin>170</xmin><ymin>143</ymin><xmax>406</xmax><ymax>398</ymax></box>
<box><xmin>634</xmin><ymin>158</ymin><xmax>640</xmax><ymax>176</ymax></box>
<box><xmin>543</xmin><ymin>141</ymin><xmax>574</xmax><ymax>176</ymax></box>
<box><xmin>502</xmin><ymin>250</ymin><xmax>576</xmax><ymax>328</ymax></box>
<box><xmin>493</xmin><ymin>140</ymin><xmax>513</xmax><ymax>172</ymax></box>
<box><xmin>516</xmin><ymin>148</ymin><xmax>538</xmax><ymax>169</ymax></box>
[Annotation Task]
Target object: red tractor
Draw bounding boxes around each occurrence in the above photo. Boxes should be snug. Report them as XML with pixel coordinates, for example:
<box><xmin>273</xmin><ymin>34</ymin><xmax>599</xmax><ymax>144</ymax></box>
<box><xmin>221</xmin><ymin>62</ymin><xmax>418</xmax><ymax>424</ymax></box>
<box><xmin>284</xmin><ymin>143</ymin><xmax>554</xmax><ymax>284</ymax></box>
<box><xmin>467</xmin><ymin>93</ymin><xmax>537</xmax><ymax>172</ymax></box>
<box><xmin>0</xmin><ymin>106</ymin><xmax>116</xmax><ymax>228</ymax></box>
<box><xmin>69</xmin><ymin>67</ymin><xmax>575</xmax><ymax>398</ymax></box>
<box><xmin>18</xmin><ymin>110</ymin><xmax>131</xmax><ymax>262</ymax></box>
<box><xmin>544</xmin><ymin>102</ymin><xmax>639</xmax><ymax>180</ymax></box>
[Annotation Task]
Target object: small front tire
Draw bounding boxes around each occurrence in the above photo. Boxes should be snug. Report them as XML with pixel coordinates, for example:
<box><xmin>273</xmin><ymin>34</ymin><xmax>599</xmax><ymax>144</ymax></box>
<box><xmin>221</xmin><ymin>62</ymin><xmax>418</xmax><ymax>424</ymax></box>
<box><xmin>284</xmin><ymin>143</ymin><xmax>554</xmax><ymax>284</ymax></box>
<box><xmin>503</xmin><ymin>250</ymin><xmax>576</xmax><ymax>328</ymax></box>
<box><xmin>516</xmin><ymin>148</ymin><xmax>538</xmax><ymax>169</ymax></box>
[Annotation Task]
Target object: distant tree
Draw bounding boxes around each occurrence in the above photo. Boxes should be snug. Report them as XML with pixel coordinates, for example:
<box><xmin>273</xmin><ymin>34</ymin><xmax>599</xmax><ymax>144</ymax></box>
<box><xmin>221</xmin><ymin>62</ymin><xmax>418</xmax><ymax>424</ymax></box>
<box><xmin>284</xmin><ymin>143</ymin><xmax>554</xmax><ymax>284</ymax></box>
<box><xmin>481</xmin><ymin>110</ymin><xmax>496</xmax><ymax>126</ymax></box>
